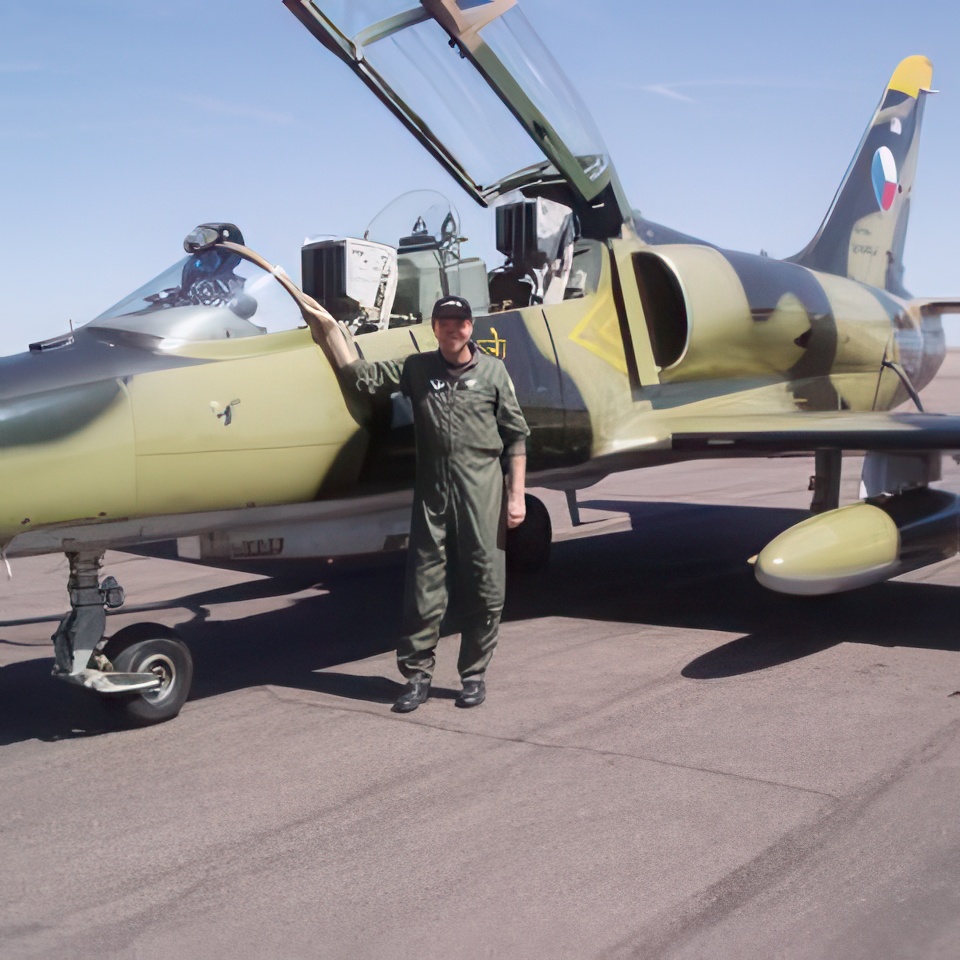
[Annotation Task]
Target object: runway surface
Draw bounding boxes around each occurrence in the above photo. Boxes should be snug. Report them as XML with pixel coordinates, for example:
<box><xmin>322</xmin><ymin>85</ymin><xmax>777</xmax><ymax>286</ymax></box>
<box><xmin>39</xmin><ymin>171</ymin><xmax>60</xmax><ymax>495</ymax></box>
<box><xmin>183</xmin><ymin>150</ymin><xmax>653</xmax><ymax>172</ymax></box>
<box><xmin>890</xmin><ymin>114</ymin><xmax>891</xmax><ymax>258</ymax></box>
<box><xmin>3</xmin><ymin>358</ymin><xmax>960</xmax><ymax>960</ymax></box>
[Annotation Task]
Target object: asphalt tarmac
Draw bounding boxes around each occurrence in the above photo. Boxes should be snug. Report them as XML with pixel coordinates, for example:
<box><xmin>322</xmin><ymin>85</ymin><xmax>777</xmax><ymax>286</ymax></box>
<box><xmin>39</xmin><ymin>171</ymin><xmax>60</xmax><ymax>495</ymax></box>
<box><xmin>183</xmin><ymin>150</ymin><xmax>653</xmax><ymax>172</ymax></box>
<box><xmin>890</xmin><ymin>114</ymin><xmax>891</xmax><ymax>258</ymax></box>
<box><xmin>2</xmin><ymin>358</ymin><xmax>960</xmax><ymax>960</ymax></box>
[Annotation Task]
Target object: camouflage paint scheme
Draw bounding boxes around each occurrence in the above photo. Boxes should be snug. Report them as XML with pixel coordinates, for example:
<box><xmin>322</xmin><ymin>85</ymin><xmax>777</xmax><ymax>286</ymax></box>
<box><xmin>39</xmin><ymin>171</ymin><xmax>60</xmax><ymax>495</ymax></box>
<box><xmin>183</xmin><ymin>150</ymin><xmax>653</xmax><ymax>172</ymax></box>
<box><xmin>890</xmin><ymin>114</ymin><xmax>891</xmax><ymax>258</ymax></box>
<box><xmin>1</xmin><ymin>4</ymin><xmax>958</xmax><ymax>607</ymax></box>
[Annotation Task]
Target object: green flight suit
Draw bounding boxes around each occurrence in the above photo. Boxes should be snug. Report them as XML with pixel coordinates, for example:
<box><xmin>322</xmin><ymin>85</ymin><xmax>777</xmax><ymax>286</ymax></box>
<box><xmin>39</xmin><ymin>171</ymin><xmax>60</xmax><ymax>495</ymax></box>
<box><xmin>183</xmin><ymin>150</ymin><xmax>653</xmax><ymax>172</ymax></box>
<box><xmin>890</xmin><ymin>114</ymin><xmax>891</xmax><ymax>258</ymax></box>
<box><xmin>346</xmin><ymin>344</ymin><xmax>529</xmax><ymax>680</ymax></box>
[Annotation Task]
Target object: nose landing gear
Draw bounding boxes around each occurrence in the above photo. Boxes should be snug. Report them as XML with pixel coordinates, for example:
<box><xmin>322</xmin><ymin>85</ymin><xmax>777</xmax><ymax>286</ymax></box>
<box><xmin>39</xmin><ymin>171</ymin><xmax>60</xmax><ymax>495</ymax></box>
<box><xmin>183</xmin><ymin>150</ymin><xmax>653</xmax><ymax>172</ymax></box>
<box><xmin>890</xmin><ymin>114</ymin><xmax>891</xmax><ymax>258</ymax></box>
<box><xmin>50</xmin><ymin>550</ymin><xmax>193</xmax><ymax>726</ymax></box>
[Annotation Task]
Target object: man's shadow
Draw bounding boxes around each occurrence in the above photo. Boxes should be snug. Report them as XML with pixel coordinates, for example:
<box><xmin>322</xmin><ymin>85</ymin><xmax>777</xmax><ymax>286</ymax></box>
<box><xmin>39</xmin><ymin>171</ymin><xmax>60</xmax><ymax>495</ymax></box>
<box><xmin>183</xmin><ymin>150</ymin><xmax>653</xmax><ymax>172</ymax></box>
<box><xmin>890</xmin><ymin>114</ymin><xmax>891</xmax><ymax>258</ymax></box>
<box><xmin>3</xmin><ymin>500</ymin><xmax>959</xmax><ymax>743</ymax></box>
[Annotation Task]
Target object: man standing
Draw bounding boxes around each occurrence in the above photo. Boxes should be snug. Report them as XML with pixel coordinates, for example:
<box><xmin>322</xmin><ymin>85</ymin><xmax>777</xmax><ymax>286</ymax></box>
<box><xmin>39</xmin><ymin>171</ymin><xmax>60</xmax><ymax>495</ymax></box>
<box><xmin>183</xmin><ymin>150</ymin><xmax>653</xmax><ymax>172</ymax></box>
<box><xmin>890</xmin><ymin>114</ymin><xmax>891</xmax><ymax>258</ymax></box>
<box><xmin>311</xmin><ymin>295</ymin><xmax>529</xmax><ymax>712</ymax></box>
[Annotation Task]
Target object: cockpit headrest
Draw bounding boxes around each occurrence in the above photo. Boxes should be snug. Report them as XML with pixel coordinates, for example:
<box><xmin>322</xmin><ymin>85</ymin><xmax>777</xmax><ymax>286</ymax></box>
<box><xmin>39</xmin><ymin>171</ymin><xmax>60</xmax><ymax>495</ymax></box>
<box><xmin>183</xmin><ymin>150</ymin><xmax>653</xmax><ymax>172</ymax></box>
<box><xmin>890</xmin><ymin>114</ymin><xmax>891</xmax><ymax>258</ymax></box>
<box><xmin>183</xmin><ymin>222</ymin><xmax>245</xmax><ymax>253</ymax></box>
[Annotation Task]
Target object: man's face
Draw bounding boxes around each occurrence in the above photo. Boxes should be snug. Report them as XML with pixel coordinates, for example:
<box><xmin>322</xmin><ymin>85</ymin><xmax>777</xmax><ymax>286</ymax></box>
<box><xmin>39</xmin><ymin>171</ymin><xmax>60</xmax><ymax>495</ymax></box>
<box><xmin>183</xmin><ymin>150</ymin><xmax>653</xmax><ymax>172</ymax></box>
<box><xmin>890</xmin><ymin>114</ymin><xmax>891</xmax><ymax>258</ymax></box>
<box><xmin>433</xmin><ymin>316</ymin><xmax>473</xmax><ymax>357</ymax></box>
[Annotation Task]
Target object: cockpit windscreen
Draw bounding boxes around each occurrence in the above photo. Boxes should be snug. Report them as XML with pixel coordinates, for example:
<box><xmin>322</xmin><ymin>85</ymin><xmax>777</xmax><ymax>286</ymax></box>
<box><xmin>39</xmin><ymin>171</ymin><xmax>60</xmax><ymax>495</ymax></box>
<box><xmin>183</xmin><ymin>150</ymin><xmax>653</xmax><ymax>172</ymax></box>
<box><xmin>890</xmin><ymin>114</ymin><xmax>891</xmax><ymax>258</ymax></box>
<box><xmin>87</xmin><ymin>251</ymin><xmax>303</xmax><ymax>342</ymax></box>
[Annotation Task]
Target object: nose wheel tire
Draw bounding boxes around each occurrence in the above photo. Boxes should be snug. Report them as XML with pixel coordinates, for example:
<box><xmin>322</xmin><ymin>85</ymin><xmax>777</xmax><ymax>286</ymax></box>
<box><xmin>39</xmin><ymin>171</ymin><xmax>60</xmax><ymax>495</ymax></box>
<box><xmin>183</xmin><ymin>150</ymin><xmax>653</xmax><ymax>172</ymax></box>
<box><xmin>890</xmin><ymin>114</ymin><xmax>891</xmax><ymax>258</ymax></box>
<box><xmin>101</xmin><ymin>624</ymin><xmax>193</xmax><ymax>727</ymax></box>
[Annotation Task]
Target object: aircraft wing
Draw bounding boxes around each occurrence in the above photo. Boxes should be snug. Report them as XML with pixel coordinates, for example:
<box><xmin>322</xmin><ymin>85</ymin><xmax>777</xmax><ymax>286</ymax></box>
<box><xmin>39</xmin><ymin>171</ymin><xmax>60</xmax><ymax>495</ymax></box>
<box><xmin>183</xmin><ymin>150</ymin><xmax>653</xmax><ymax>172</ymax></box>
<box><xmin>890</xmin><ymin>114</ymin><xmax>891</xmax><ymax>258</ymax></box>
<box><xmin>666</xmin><ymin>410</ymin><xmax>960</xmax><ymax>455</ymax></box>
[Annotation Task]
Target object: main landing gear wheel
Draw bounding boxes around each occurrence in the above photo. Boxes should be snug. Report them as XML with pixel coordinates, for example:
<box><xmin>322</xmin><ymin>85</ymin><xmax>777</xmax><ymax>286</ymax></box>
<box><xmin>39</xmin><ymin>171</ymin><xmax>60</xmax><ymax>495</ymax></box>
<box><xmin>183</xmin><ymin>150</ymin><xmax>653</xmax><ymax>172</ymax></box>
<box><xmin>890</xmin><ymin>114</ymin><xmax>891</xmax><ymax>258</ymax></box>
<box><xmin>101</xmin><ymin>624</ymin><xmax>193</xmax><ymax>727</ymax></box>
<box><xmin>506</xmin><ymin>493</ymin><xmax>552</xmax><ymax>572</ymax></box>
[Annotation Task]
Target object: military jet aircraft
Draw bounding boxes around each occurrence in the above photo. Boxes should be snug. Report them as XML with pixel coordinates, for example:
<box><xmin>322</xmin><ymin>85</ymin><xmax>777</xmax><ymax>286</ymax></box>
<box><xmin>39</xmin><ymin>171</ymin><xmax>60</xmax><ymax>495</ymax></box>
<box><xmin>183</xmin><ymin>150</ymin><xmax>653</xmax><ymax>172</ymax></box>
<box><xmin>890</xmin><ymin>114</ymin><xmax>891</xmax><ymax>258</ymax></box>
<box><xmin>2</xmin><ymin>0</ymin><xmax>959</xmax><ymax>726</ymax></box>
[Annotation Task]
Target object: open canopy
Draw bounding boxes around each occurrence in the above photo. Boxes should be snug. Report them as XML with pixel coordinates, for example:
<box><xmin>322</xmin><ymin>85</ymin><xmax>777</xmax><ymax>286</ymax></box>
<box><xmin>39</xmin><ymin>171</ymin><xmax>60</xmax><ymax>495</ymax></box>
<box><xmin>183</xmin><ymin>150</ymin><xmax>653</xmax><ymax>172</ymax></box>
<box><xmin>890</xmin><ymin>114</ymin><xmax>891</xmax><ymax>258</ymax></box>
<box><xmin>285</xmin><ymin>0</ymin><xmax>633</xmax><ymax>237</ymax></box>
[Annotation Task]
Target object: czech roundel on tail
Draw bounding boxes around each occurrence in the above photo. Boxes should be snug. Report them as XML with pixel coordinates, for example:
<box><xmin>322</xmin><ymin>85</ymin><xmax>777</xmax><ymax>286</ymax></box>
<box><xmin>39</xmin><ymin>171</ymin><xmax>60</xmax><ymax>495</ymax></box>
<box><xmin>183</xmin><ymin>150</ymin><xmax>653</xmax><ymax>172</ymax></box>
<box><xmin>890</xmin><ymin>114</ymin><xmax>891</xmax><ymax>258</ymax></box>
<box><xmin>2</xmin><ymin>0</ymin><xmax>959</xmax><ymax>724</ymax></box>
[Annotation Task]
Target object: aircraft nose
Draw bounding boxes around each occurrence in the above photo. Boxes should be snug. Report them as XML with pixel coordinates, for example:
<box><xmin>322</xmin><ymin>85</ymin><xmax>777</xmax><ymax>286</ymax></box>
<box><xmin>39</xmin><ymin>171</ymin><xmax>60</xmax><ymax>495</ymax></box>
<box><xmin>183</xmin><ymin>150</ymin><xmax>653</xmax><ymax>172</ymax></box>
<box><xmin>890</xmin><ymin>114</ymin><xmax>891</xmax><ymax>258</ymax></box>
<box><xmin>0</xmin><ymin>379</ymin><xmax>136</xmax><ymax>545</ymax></box>
<box><xmin>0</xmin><ymin>380</ymin><xmax>122</xmax><ymax>448</ymax></box>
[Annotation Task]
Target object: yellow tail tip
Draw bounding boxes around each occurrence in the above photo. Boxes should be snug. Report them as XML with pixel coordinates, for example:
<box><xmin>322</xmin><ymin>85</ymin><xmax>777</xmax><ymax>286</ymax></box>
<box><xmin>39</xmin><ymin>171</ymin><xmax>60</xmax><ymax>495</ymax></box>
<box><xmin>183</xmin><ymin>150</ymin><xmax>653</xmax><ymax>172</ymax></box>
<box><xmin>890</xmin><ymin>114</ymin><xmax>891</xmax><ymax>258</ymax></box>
<box><xmin>889</xmin><ymin>55</ymin><xmax>934</xmax><ymax>98</ymax></box>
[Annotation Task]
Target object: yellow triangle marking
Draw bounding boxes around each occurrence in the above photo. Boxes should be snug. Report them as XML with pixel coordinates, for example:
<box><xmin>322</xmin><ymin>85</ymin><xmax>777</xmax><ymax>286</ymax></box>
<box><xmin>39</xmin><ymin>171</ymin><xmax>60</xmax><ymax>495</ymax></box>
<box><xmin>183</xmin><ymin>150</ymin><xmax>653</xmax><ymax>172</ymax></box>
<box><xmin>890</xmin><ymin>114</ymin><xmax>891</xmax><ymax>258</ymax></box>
<box><xmin>569</xmin><ymin>301</ymin><xmax>628</xmax><ymax>374</ymax></box>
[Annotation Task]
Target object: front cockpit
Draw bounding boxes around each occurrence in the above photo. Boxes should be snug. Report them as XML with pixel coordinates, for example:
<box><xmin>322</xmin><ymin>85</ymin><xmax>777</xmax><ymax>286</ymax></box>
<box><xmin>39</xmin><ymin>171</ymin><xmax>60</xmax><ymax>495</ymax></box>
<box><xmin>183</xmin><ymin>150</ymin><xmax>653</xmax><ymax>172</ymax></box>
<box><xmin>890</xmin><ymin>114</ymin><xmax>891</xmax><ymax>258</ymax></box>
<box><xmin>83</xmin><ymin>224</ymin><xmax>304</xmax><ymax>346</ymax></box>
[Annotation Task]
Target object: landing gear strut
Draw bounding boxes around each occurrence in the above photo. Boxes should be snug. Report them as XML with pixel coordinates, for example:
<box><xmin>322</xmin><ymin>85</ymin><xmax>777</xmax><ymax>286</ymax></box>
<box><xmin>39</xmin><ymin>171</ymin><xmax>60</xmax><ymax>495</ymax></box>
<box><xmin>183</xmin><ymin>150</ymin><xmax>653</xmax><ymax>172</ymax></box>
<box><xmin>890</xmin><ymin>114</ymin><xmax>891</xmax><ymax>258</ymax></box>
<box><xmin>50</xmin><ymin>550</ymin><xmax>193</xmax><ymax>726</ymax></box>
<box><xmin>809</xmin><ymin>449</ymin><xmax>841</xmax><ymax>514</ymax></box>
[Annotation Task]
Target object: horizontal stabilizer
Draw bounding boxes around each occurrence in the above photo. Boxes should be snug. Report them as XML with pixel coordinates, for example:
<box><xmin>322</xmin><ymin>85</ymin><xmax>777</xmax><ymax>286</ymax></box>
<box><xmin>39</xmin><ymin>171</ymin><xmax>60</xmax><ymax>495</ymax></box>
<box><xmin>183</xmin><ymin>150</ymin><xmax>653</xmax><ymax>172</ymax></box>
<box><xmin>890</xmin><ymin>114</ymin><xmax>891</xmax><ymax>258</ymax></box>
<box><xmin>907</xmin><ymin>298</ymin><xmax>960</xmax><ymax>317</ymax></box>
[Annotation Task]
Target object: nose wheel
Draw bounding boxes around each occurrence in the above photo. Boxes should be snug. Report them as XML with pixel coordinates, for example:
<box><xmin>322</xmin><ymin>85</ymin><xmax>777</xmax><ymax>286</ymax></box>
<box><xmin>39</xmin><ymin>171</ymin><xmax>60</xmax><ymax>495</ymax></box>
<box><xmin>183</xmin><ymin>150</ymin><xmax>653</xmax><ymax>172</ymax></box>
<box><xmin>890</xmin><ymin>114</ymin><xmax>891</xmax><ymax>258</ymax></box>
<box><xmin>101</xmin><ymin>624</ymin><xmax>193</xmax><ymax>727</ymax></box>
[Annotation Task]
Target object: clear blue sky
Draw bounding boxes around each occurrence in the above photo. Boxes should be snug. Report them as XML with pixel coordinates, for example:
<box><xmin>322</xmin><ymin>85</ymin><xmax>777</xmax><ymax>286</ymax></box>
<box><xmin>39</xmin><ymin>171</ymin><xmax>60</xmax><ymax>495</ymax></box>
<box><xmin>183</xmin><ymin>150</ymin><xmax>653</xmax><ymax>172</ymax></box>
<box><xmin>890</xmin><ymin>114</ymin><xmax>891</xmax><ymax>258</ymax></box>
<box><xmin>2</xmin><ymin>0</ymin><xmax>959</xmax><ymax>357</ymax></box>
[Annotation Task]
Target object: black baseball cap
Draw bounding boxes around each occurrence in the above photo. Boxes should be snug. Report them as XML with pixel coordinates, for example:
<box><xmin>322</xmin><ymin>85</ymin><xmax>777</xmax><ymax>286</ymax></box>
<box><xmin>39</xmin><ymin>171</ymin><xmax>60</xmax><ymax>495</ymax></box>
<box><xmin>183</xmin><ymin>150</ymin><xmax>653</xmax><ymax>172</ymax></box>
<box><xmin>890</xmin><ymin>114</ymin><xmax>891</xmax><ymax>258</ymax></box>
<box><xmin>431</xmin><ymin>296</ymin><xmax>472</xmax><ymax>321</ymax></box>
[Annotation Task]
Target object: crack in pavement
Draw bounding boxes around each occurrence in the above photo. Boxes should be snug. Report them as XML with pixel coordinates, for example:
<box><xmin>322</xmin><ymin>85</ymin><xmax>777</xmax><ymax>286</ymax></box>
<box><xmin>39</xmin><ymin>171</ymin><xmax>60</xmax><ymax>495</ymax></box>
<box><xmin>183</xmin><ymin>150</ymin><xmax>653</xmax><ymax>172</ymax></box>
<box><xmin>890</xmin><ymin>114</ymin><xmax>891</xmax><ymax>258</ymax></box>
<box><xmin>601</xmin><ymin>714</ymin><xmax>960</xmax><ymax>960</ymax></box>
<box><xmin>264</xmin><ymin>684</ymin><xmax>840</xmax><ymax>800</ymax></box>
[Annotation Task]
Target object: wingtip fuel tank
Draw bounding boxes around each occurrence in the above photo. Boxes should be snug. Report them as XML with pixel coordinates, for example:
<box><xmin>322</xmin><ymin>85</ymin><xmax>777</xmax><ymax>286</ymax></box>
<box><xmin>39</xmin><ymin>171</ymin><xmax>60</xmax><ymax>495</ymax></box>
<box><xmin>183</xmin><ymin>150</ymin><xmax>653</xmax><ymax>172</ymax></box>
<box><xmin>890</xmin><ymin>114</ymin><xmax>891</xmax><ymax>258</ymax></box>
<box><xmin>756</xmin><ymin>488</ymin><xmax>960</xmax><ymax>595</ymax></box>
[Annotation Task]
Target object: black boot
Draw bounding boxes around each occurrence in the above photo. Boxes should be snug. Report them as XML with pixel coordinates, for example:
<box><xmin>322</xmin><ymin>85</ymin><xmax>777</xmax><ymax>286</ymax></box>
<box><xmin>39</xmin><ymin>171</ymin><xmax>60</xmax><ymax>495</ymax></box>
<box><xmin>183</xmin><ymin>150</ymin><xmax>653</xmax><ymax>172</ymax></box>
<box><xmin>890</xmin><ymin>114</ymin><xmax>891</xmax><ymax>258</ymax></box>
<box><xmin>392</xmin><ymin>675</ymin><xmax>431</xmax><ymax>713</ymax></box>
<box><xmin>455</xmin><ymin>678</ymin><xmax>486</xmax><ymax>708</ymax></box>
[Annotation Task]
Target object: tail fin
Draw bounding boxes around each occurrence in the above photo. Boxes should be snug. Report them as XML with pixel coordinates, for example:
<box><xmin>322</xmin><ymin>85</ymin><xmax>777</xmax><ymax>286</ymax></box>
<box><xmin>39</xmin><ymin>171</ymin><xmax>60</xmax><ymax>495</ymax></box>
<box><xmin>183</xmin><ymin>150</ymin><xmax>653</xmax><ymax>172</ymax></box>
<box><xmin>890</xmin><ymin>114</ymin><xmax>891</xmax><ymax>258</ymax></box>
<box><xmin>790</xmin><ymin>56</ymin><xmax>934</xmax><ymax>295</ymax></box>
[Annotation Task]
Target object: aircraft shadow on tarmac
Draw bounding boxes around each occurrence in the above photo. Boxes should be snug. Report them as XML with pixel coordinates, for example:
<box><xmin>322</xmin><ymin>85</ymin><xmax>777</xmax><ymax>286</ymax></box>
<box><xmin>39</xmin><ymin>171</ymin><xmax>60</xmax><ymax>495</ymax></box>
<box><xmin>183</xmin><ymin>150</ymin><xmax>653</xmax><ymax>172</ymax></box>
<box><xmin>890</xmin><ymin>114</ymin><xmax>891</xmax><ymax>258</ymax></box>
<box><xmin>2</xmin><ymin>500</ymin><xmax>959</xmax><ymax>743</ymax></box>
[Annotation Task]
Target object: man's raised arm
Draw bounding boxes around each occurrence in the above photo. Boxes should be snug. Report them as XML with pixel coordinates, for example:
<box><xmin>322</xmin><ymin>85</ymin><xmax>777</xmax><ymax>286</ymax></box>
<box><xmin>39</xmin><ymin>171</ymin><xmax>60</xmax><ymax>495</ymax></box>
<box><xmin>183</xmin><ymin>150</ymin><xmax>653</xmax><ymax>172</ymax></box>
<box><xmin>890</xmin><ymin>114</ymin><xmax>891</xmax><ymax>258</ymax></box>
<box><xmin>298</xmin><ymin>297</ymin><xmax>361</xmax><ymax>370</ymax></box>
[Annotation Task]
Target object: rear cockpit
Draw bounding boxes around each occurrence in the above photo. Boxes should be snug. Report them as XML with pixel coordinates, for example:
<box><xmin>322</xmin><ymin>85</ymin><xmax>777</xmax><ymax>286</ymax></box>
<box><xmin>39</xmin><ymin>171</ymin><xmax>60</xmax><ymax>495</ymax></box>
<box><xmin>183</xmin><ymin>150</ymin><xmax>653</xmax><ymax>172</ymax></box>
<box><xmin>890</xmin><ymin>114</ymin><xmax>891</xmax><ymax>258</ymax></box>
<box><xmin>301</xmin><ymin>190</ymin><xmax>601</xmax><ymax>334</ymax></box>
<box><xmin>301</xmin><ymin>191</ymin><xmax>491</xmax><ymax>334</ymax></box>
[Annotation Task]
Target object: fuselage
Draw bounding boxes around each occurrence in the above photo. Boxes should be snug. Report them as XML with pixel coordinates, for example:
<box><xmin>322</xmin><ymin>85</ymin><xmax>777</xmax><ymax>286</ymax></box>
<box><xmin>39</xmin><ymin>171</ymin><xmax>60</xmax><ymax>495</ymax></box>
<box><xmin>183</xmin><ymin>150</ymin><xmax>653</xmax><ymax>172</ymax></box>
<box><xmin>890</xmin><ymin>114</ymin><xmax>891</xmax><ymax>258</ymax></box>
<box><xmin>0</xmin><ymin>234</ymin><xmax>946</xmax><ymax>553</ymax></box>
